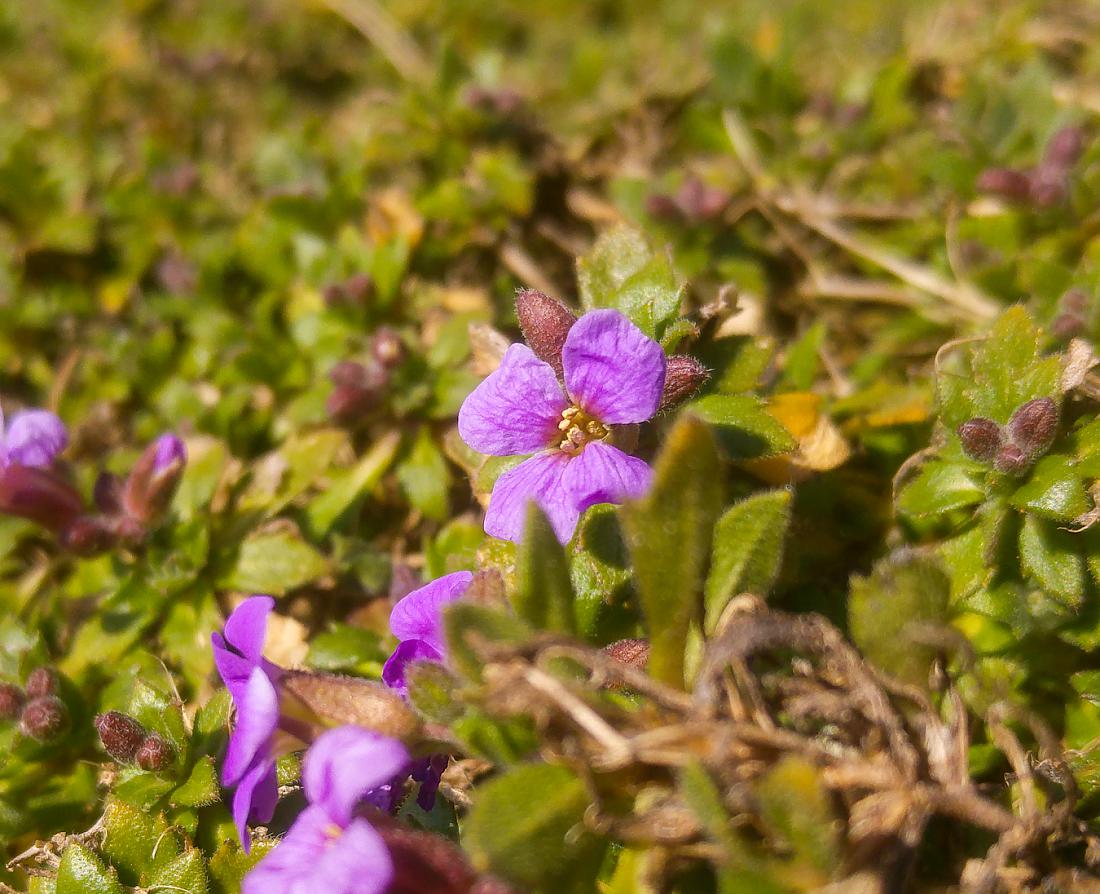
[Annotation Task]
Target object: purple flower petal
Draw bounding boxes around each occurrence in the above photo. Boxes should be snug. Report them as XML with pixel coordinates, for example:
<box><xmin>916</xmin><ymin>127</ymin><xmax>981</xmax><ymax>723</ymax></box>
<box><xmin>484</xmin><ymin>451</ymin><xmax>578</xmax><ymax>544</ymax></box>
<box><xmin>411</xmin><ymin>754</ymin><xmax>449</xmax><ymax>811</ymax></box>
<box><xmin>222</xmin><ymin>667</ymin><xmax>279</xmax><ymax>786</ymax></box>
<box><xmin>152</xmin><ymin>433</ymin><xmax>187</xmax><ymax>472</ymax></box>
<box><xmin>232</xmin><ymin>758</ymin><xmax>278</xmax><ymax>852</ymax></box>
<box><xmin>388</xmin><ymin>571</ymin><xmax>472</xmax><ymax>653</ymax></box>
<box><xmin>243</xmin><ymin>807</ymin><xmax>393</xmax><ymax>894</ymax></box>
<box><xmin>4</xmin><ymin>410</ymin><xmax>68</xmax><ymax>468</ymax></box>
<box><xmin>303</xmin><ymin>726</ymin><xmax>411</xmax><ymax>827</ymax></box>
<box><xmin>223</xmin><ymin>595</ymin><xmax>275</xmax><ymax>665</ymax></box>
<box><xmin>565</xmin><ymin>441</ymin><xmax>653</xmax><ymax>516</ymax></box>
<box><xmin>458</xmin><ymin>344</ymin><xmax>567</xmax><ymax>456</ymax></box>
<box><xmin>562</xmin><ymin>309</ymin><xmax>666</xmax><ymax>424</ymax></box>
<box><xmin>381</xmin><ymin>639</ymin><xmax>443</xmax><ymax>696</ymax></box>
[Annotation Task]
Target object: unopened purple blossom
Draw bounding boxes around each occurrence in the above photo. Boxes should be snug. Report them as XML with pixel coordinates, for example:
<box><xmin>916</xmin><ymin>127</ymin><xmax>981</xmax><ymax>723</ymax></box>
<box><xmin>0</xmin><ymin>406</ymin><xmax>67</xmax><ymax>469</ymax></box>
<box><xmin>458</xmin><ymin>309</ymin><xmax>664</xmax><ymax>543</ymax></box>
<box><xmin>212</xmin><ymin>595</ymin><xmax>284</xmax><ymax>851</ymax></box>
<box><xmin>243</xmin><ymin>725</ymin><xmax>409</xmax><ymax>894</ymax></box>
<box><xmin>152</xmin><ymin>433</ymin><xmax>187</xmax><ymax>472</ymax></box>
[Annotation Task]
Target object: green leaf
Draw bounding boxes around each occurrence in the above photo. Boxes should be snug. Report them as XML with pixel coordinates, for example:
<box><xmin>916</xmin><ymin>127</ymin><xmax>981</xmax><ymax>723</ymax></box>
<box><xmin>174</xmin><ymin>436</ymin><xmax>230</xmax><ymax>519</ymax></box>
<box><xmin>171</xmin><ymin>756</ymin><xmax>220</xmax><ymax>807</ymax></box>
<box><xmin>704</xmin><ymin>490</ymin><xmax>791</xmax><ymax>632</ymax></box>
<box><xmin>849</xmin><ymin>551</ymin><xmax>950</xmax><ymax>687</ymax></box>
<box><xmin>465</xmin><ymin>763</ymin><xmax>604</xmax><ymax>892</ymax></box>
<box><xmin>147</xmin><ymin>849</ymin><xmax>210</xmax><ymax>894</ymax></box>
<box><xmin>514</xmin><ymin>504</ymin><xmax>576</xmax><ymax>634</ymax></box>
<box><xmin>405</xmin><ymin>660</ymin><xmax>463</xmax><ymax>724</ymax></box>
<box><xmin>897</xmin><ymin>460</ymin><xmax>985</xmax><ymax>519</ymax></box>
<box><xmin>223</xmin><ymin>527</ymin><xmax>329</xmax><ymax>595</ymax></box>
<box><xmin>304</xmin><ymin>430</ymin><xmax>401</xmax><ymax>536</ymax></box>
<box><xmin>1019</xmin><ymin>514</ymin><xmax>1085</xmax><ymax>609</ymax></box>
<box><xmin>56</xmin><ymin>843</ymin><xmax>126</xmax><ymax>894</ymax></box>
<box><xmin>128</xmin><ymin>679</ymin><xmax>187</xmax><ymax>759</ymax></box>
<box><xmin>101</xmin><ymin>797</ymin><xmax>181</xmax><ymax>884</ymax></box>
<box><xmin>1009</xmin><ymin>455</ymin><xmax>1090</xmax><ymax>521</ymax></box>
<box><xmin>756</xmin><ymin>757</ymin><xmax>839</xmax><ymax>875</ymax></box>
<box><xmin>686</xmin><ymin>395</ymin><xmax>796</xmax><ymax>459</ymax></box>
<box><xmin>396</xmin><ymin>426</ymin><xmax>451</xmax><ymax>520</ymax></box>
<box><xmin>306</xmin><ymin>624</ymin><xmax>386</xmax><ymax>674</ymax></box>
<box><xmin>443</xmin><ymin>602</ymin><xmax>531</xmax><ymax>681</ymax></box>
<box><xmin>208</xmin><ymin>841</ymin><xmax>273</xmax><ymax>894</ymax></box>
<box><xmin>622</xmin><ymin>415</ymin><xmax>723</xmax><ymax>688</ymax></box>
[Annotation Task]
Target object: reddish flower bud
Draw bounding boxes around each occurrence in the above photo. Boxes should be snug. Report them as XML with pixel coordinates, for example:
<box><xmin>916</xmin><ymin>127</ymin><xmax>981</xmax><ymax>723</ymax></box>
<box><xmin>1029</xmin><ymin>166</ymin><xmax>1068</xmax><ymax>208</ymax></box>
<box><xmin>1007</xmin><ymin>397</ymin><xmax>1059</xmax><ymax>459</ymax></box>
<box><xmin>0</xmin><ymin>464</ymin><xmax>84</xmax><ymax>532</ymax></box>
<box><xmin>25</xmin><ymin>667</ymin><xmax>58</xmax><ymax>699</ymax></box>
<box><xmin>343</xmin><ymin>273</ymin><xmax>374</xmax><ymax>304</ymax></box>
<box><xmin>957</xmin><ymin>418</ymin><xmax>1003</xmax><ymax>463</ymax></box>
<box><xmin>1051</xmin><ymin>312</ymin><xmax>1086</xmax><ymax>342</ymax></box>
<box><xmin>93</xmin><ymin>471</ymin><xmax>123</xmax><ymax>514</ymax></box>
<box><xmin>329</xmin><ymin>360</ymin><xmax>372</xmax><ymax>387</ymax></box>
<box><xmin>675</xmin><ymin>177</ymin><xmax>729</xmax><ymax>222</ymax></box>
<box><xmin>371</xmin><ymin>327</ymin><xmax>405</xmax><ymax>368</ymax></box>
<box><xmin>976</xmin><ymin>167</ymin><xmax>1032</xmax><ymax>202</ymax></box>
<box><xmin>59</xmin><ymin>516</ymin><xmax>117</xmax><ymax>556</ymax></box>
<box><xmin>994</xmin><ymin>442</ymin><xmax>1030</xmax><ymax>477</ymax></box>
<box><xmin>135</xmin><ymin>733</ymin><xmax>175</xmax><ymax>771</ymax></box>
<box><xmin>95</xmin><ymin>711</ymin><xmax>147</xmax><ymax>762</ymax></box>
<box><xmin>19</xmin><ymin>696</ymin><xmax>70</xmax><ymax>742</ymax></box>
<box><xmin>659</xmin><ymin>356</ymin><xmax>710</xmax><ymax>411</ymax></box>
<box><xmin>1043</xmin><ymin>126</ymin><xmax>1086</xmax><ymax>170</ymax></box>
<box><xmin>645</xmin><ymin>193</ymin><xmax>681</xmax><ymax>219</ymax></box>
<box><xmin>1061</xmin><ymin>287</ymin><xmax>1089</xmax><ymax>316</ymax></box>
<box><xmin>603</xmin><ymin>638</ymin><xmax>650</xmax><ymax>669</ymax></box>
<box><xmin>326</xmin><ymin>382</ymin><xmax>382</xmax><ymax>424</ymax></box>
<box><xmin>121</xmin><ymin>434</ymin><xmax>187</xmax><ymax>524</ymax></box>
<box><xmin>0</xmin><ymin>682</ymin><xmax>25</xmax><ymax>721</ymax></box>
<box><xmin>515</xmin><ymin>289</ymin><xmax>576</xmax><ymax>379</ymax></box>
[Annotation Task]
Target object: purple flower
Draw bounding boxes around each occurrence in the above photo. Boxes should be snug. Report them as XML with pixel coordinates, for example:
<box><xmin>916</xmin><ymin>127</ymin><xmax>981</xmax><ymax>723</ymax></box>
<box><xmin>0</xmin><ymin>406</ymin><xmax>67</xmax><ymax>469</ymax></box>
<box><xmin>458</xmin><ymin>309</ymin><xmax>664</xmax><ymax>543</ymax></box>
<box><xmin>152</xmin><ymin>433</ymin><xmax>187</xmax><ymax>472</ymax></box>
<box><xmin>380</xmin><ymin>571</ymin><xmax>472</xmax><ymax>695</ymax></box>
<box><xmin>243</xmin><ymin>726</ymin><xmax>409</xmax><ymax>894</ymax></box>
<box><xmin>212</xmin><ymin>596</ymin><xmax>284</xmax><ymax>851</ymax></box>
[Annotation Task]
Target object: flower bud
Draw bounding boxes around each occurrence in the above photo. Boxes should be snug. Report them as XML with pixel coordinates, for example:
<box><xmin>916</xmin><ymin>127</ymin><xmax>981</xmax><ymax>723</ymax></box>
<box><xmin>1043</xmin><ymin>126</ymin><xmax>1086</xmax><ymax>170</ymax></box>
<box><xmin>371</xmin><ymin>327</ymin><xmax>405</xmax><ymax>368</ymax></box>
<box><xmin>957</xmin><ymin>417</ymin><xmax>1003</xmax><ymax>463</ymax></box>
<box><xmin>279</xmin><ymin>671</ymin><xmax>421</xmax><ymax>741</ymax></box>
<box><xmin>121</xmin><ymin>434</ymin><xmax>187</xmax><ymax>524</ymax></box>
<box><xmin>0</xmin><ymin>683</ymin><xmax>25</xmax><ymax>721</ymax></box>
<box><xmin>1007</xmin><ymin>397</ymin><xmax>1058</xmax><ymax>459</ymax></box>
<box><xmin>994</xmin><ymin>442</ymin><xmax>1030</xmax><ymax>477</ymax></box>
<box><xmin>645</xmin><ymin>193</ymin><xmax>680</xmax><ymax>219</ymax></box>
<box><xmin>0</xmin><ymin>464</ymin><xmax>84</xmax><ymax>532</ymax></box>
<box><xmin>515</xmin><ymin>289</ymin><xmax>576</xmax><ymax>379</ymax></box>
<box><xmin>25</xmin><ymin>667</ymin><xmax>58</xmax><ymax>698</ymax></box>
<box><xmin>1051</xmin><ymin>312</ymin><xmax>1086</xmax><ymax>342</ymax></box>
<box><xmin>95</xmin><ymin>711</ymin><xmax>147</xmax><ymax>762</ymax></box>
<box><xmin>326</xmin><ymin>382</ymin><xmax>382</xmax><ymax>424</ymax></box>
<box><xmin>659</xmin><ymin>356</ymin><xmax>710</xmax><ymax>411</ymax></box>
<box><xmin>675</xmin><ymin>177</ymin><xmax>729</xmax><ymax>222</ymax></box>
<box><xmin>976</xmin><ymin>167</ymin><xmax>1032</xmax><ymax>202</ymax></box>
<box><xmin>1029</xmin><ymin>166</ymin><xmax>1068</xmax><ymax>208</ymax></box>
<box><xmin>603</xmin><ymin>638</ymin><xmax>650</xmax><ymax>669</ymax></box>
<box><xmin>59</xmin><ymin>516</ymin><xmax>117</xmax><ymax>556</ymax></box>
<box><xmin>19</xmin><ymin>696</ymin><xmax>70</xmax><ymax>742</ymax></box>
<box><xmin>93</xmin><ymin>471</ymin><xmax>123</xmax><ymax>514</ymax></box>
<box><xmin>135</xmin><ymin>733</ymin><xmax>174</xmax><ymax>771</ymax></box>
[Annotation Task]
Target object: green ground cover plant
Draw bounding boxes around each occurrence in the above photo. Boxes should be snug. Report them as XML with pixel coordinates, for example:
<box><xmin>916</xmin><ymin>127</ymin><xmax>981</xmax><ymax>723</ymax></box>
<box><xmin>2</xmin><ymin>0</ymin><xmax>1100</xmax><ymax>891</ymax></box>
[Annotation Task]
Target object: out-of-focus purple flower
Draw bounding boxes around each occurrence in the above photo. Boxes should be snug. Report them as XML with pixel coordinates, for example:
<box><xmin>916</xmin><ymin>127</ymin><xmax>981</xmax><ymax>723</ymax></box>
<box><xmin>0</xmin><ymin>406</ymin><xmax>67</xmax><ymax>469</ymax></box>
<box><xmin>381</xmin><ymin>571</ymin><xmax>472</xmax><ymax>695</ymax></box>
<box><xmin>458</xmin><ymin>309</ymin><xmax>664</xmax><ymax>543</ymax></box>
<box><xmin>212</xmin><ymin>596</ymin><xmax>284</xmax><ymax>851</ymax></box>
<box><xmin>122</xmin><ymin>433</ymin><xmax>187</xmax><ymax>524</ymax></box>
<box><xmin>152</xmin><ymin>433</ymin><xmax>187</xmax><ymax>471</ymax></box>
<box><xmin>243</xmin><ymin>725</ymin><xmax>409</xmax><ymax>894</ymax></box>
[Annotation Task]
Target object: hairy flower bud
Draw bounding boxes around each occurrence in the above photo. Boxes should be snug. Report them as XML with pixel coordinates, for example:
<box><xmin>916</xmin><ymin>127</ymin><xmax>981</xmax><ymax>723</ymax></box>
<box><xmin>20</xmin><ymin>696</ymin><xmax>70</xmax><ymax>742</ymax></box>
<box><xmin>976</xmin><ymin>167</ymin><xmax>1032</xmax><ymax>202</ymax></box>
<box><xmin>95</xmin><ymin>711</ymin><xmax>147</xmax><ymax>762</ymax></box>
<box><xmin>1051</xmin><ymin>312</ymin><xmax>1086</xmax><ymax>342</ymax></box>
<box><xmin>121</xmin><ymin>434</ymin><xmax>187</xmax><ymax>524</ymax></box>
<box><xmin>0</xmin><ymin>682</ymin><xmax>25</xmax><ymax>721</ymax></box>
<box><xmin>1007</xmin><ymin>397</ymin><xmax>1058</xmax><ymax>459</ymax></box>
<box><xmin>135</xmin><ymin>733</ymin><xmax>174</xmax><ymax>771</ymax></box>
<box><xmin>994</xmin><ymin>442</ymin><xmax>1030</xmax><ymax>477</ymax></box>
<box><xmin>1043</xmin><ymin>126</ymin><xmax>1086</xmax><ymax>170</ymax></box>
<box><xmin>957</xmin><ymin>417</ymin><xmax>1003</xmax><ymax>463</ymax></box>
<box><xmin>659</xmin><ymin>356</ymin><xmax>710</xmax><ymax>411</ymax></box>
<box><xmin>0</xmin><ymin>464</ymin><xmax>84</xmax><ymax>532</ymax></box>
<box><xmin>603</xmin><ymin>638</ymin><xmax>650</xmax><ymax>669</ymax></box>
<box><xmin>515</xmin><ymin>289</ymin><xmax>576</xmax><ymax>379</ymax></box>
<box><xmin>59</xmin><ymin>515</ymin><xmax>117</xmax><ymax>556</ymax></box>
<box><xmin>25</xmin><ymin>667</ymin><xmax>58</xmax><ymax>699</ymax></box>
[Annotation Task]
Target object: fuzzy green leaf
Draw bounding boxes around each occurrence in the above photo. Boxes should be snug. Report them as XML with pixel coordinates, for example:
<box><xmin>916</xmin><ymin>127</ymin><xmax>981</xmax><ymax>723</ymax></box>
<box><xmin>514</xmin><ymin>504</ymin><xmax>576</xmax><ymax>634</ymax></box>
<box><xmin>1009</xmin><ymin>455</ymin><xmax>1090</xmax><ymax>521</ymax></box>
<box><xmin>1019</xmin><ymin>514</ymin><xmax>1085</xmax><ymax>609</ymax></box>
<box><xmin>56</xmin><ymin>844</ymin><xmax>125</xmax><ymax>894</ymax></box>
<box><xmin>223</xmin><ymin>527</ymin><xmax>329</xmax><ymax>596</ymax></box>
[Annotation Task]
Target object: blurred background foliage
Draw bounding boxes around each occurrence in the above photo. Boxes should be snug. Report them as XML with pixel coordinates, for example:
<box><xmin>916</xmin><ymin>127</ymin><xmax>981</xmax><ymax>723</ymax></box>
<box><xmin>4</xmin><ymin>0</ymin><xmax>1100</xmax><ymax>890</ymax></box>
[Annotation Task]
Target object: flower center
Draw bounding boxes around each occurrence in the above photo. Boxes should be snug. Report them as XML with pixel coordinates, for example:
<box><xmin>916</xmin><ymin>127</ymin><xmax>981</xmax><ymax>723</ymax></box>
<box><xmin>556</xmin><ymin>405</ymin><xmax>608</xmax><ymax>454</ymax></box>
